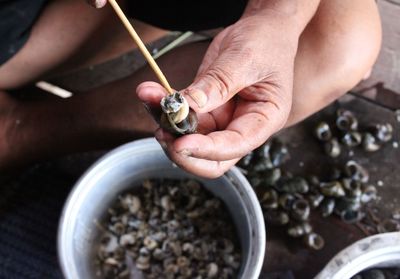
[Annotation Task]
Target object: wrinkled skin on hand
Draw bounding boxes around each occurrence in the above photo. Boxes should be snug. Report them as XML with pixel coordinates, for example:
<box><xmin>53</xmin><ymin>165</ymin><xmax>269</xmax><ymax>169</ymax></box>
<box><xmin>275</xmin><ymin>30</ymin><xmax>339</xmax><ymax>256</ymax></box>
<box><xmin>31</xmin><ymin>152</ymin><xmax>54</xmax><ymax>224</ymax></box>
<box><xmin>138</xmin><ymin>11</ymin><xmax>301</xmax><ymax>178</ymax></box>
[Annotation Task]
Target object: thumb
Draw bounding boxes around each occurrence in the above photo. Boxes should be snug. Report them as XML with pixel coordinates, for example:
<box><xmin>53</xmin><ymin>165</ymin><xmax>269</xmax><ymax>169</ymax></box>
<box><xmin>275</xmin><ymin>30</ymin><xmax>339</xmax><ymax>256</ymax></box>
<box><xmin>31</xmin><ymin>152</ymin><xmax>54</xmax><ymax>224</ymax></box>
<box><xmin>184</xmin><ymin>47</ymin><xmax>259</xmax><ymax>113</ymax></box>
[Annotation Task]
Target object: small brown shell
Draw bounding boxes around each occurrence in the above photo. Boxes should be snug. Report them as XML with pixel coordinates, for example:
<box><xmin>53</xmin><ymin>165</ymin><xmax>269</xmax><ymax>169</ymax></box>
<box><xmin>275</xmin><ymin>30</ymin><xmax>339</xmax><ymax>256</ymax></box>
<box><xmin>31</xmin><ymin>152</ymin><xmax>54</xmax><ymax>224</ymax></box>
<box><xmin>304</xmin><ymin>233</ymin><xmax>325</xmax><ymax>250</ymax></box>
<box><xmin>315</xmin><ymin>121</ymin><xmax>332</xmax><ymax>141</ymax></box>
<box><xmin>160</xmin><ymin>109</ymin><xmax>198</xmax><ymax>135</ymax></box>
<box><xmin>160</xmin><ymin>92</ymin><xmax>198</xmax><ymax>135</ymax></box>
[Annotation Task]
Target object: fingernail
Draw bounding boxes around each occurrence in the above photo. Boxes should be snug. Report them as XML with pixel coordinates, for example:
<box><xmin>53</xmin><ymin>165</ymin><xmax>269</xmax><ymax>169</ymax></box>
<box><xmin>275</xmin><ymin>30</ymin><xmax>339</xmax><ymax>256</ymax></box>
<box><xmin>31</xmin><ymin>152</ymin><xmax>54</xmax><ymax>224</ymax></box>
<box><xmin>185</xmin><ymin>88</ymin><xmax>207</xmax><ymax>108</ymax></box>
<box><xmin>87</xmin><ymin>0</ymin><xmax>101</xmax><ymax>8</ymax></box>
<box><xmin>94</xmin><ymin>0</ymin><xmax>105</xmax><ymax>8</ymax></box>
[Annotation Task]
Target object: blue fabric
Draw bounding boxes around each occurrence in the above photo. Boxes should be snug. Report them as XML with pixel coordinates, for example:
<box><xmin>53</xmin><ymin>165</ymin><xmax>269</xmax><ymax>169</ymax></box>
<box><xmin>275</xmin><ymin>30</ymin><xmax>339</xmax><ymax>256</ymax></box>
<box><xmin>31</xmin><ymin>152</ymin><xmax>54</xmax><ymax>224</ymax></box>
<box><xmin>0</xmin><ymin>164</ymin><xmax>73</xmax><ymax>279</ymax></box>
<box><xmin>127</xmin><ymin>0</ymin><xmax>247</xmax><ymax>32</ymax></box>
<box><xmin>0</xmin><ymin>0</ymin><xmax>47</xmax><ymax>65</ymax></box>
<box><xmin>0</xmin><ymin>0</ymin><xmax>247</xmax><ymax>65</ymax></box>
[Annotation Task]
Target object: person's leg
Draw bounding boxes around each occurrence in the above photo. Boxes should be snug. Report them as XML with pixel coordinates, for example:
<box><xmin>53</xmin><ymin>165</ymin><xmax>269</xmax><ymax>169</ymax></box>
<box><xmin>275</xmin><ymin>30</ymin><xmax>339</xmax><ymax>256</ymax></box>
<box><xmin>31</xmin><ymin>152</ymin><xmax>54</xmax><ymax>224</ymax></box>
<box><xmin>0</xmin><ymin>42</ymin><xmax>204</xmax><ymax>170</ymax></box>
<box><xmin>287</xmin><ymin>0</ymin><xmax>381</xmax><ymax>125</ymax></box>
<box><xmin>0</xmin><ymin>0</ymin><xmax>166</xmax><ymax>90</ymax></box>
<box><xmin>0</xmin><ymin>0</ymin><xmax>165</xmax><ymax>170</ymax></box>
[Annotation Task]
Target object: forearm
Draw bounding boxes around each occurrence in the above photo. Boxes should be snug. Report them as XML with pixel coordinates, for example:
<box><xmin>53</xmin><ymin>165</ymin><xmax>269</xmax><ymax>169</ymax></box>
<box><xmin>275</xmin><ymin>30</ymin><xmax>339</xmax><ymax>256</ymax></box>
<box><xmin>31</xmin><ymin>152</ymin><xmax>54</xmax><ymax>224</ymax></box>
<box><xmin>243</xmin><ymin>0</ymin><xmax>321</xmax><ymax>35</ymax></box>
<box><xmin>284</xmin><ymin>0</ymin><xmax>381</xmax><ymax>127</ymax></box>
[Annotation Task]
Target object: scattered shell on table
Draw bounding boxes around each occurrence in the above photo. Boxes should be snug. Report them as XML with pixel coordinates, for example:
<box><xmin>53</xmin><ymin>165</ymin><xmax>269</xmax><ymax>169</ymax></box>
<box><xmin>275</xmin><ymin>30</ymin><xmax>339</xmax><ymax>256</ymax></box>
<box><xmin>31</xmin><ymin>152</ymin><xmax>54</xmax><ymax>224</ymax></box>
<box><xmin>362</xmin><ymin>132</ymin><xmax>381</xmax><ymax>152</ymax></box>
<box><xmin>341</xmin><ymin>131</ymin><xmax>362</xmax><ymax>147</ymax></box>
<box><xmin>336</xmin><ymin>109</ymin><xmax>358</xmax><ymax>131</ymax></box>
<box><xmin>315</xmin><ymin>122</ymin><xmax>332</xmax><ymax>142</ymax></box>
<box><xmin>291</xmin><ymin>199</ymin><xmax>311</xmax><ymax>221</ymax></box>
<box><xmin>304</xmin><ymin>232</ymin><xmax>325</xmax><ymax>250</ymax></box>
<box><xmin>373</xmin><ymin>123</ymin><xmax>393</xmax><ymax>143</ymax></box>
<box><xmin>324</xmin><ymin>138</ymin><xmax>341</xmax><ymax>158</ymax></box>
<box><xmin>239</xmin><ymin>107</ymin><xmax>396</xmax><ymax>251</ymax></box>
<box><xmin>287</xmin><ymin>222</ymin><xmax>312</xmax><ymax>238</ymax></box>
<box><xmin>344</xmin><ymin>161</ymin><xmax>369</xmax><ymax>184</ymax></box>
<box><xmin>321</xmin><ymin>198</ymin><xmax>336</xmax><ymax>218</ymax></box>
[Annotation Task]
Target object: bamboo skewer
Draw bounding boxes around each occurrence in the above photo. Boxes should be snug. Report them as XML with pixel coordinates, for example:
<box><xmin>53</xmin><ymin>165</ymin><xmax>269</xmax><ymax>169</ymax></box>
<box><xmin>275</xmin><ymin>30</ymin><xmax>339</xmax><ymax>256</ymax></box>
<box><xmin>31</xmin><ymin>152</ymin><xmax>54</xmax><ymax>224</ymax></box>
<box><xmin>152</xmin><ymin>31</ymin><xmax>193</xmax><ymax>59</ymax></box>
<box><xmin>108</xmin><ymin>0</ymin><xmax>174</xmax><ymax>95</ymax></box>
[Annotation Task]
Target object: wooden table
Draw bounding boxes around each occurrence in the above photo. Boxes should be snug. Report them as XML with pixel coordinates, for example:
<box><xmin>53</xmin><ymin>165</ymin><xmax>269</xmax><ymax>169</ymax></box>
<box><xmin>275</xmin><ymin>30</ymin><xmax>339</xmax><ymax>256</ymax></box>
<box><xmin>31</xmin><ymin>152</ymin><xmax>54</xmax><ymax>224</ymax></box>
<box><xmin>259</xmin><ymin>94</ymin><xmax>399</xmax><ymax>278</ymax></box>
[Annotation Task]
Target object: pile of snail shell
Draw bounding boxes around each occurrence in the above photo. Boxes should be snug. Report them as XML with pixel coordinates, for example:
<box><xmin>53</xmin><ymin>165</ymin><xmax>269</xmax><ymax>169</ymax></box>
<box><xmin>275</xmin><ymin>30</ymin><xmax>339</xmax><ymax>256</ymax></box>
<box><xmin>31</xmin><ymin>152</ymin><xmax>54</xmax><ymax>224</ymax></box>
<box><xmin>96</xmin><ymin>178</ymin><xmax>241</xmax><ymax>279</ymax></box>
<box><xmin>239</xmin><ymin>109</ymin><xmax>397</xmax><ymax>250</ymax></box>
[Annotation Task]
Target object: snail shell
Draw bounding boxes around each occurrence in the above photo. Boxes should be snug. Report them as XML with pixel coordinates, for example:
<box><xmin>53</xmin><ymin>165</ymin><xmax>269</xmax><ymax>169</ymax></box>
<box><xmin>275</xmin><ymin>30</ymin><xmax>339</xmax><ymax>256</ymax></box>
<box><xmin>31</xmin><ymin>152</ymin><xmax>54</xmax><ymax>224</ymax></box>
<box><xmin>336</xmin><ymin>109</ymin><xmax>358</xmax><ymax>131</ymax></box>
<box><xmin>315</xmin><ymin>121</ymin><xmax>332</xmax><ymax>141</ymax></box>
<box><xmin>324</xmin><ymin>138</ymin><xmax>341</xmax><ymax>158</ymax></box>
<box><xmin>160</xmin><ymin>92</ymin><xmax>198</xmax><ymax>135</ymax></box>
<box><xmin>321</xmin><ymin>198</ymin><xmax>335</xmax><ymax>217</ymax></box>
<box><xmin>304</xmin><ymin>232</ymin><xmax>325</xmax><ymax>250</ymax></box>
<box><xmin>374</xmin><ymin>123</ymin><xmax>393</xmax><ymax>142</ymax></box>
<box><xmin>362</xmin><ymin>132</ymin><xmax>381</xmax><ymax>152</ymax></box>
<box><xmin>291</xmin><ymin>199</ymin><xmax>311</xmax><ymax>221</ymax></box>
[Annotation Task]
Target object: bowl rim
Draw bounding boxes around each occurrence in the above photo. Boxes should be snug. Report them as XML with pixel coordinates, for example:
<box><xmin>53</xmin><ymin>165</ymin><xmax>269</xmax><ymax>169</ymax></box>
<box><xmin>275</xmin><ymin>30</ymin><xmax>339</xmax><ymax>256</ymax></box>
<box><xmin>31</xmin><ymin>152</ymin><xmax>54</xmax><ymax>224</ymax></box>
<box><xmin>315</xmin><ymin>232</ymin><xmax>400</xmax><ymax>279</ymax></box>
<box><xmin>58</xmin><ymin>138</ymin><xmax>266</xmax><ymax>279</ymax></box>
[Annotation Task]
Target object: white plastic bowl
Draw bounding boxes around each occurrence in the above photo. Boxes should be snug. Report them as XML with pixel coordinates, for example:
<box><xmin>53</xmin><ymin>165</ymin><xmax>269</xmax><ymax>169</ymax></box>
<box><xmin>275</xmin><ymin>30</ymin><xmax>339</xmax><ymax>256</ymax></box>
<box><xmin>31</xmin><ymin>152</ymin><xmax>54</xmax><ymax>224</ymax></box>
<box><xmin>58</xmin><ymin>138</ymin><xmax>266</xmax><ymax>279</ymax></box>
<box><xmin>315</xmin><ymin>232</ymin><xmax>400</xmax><ymax>279</ymax></box>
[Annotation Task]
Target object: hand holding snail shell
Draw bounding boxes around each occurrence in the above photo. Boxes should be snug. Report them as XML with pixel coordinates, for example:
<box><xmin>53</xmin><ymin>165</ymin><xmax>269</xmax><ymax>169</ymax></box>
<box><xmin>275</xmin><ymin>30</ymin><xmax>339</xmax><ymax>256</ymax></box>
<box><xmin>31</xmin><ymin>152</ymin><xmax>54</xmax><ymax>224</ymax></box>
<box><xmin>106</xmin><ymin>0</ymin><xmax>198</xmax><ymax>136</ymax></box>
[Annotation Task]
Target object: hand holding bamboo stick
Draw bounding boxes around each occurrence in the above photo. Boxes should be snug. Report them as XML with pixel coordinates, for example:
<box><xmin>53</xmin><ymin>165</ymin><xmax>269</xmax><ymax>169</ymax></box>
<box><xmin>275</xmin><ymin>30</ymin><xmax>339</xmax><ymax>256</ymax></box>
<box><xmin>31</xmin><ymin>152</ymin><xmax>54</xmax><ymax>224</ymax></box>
<box><xmin>108</xmin><ymin>0</ymin><xmax>198</xmax><ymax>135</ymax></box>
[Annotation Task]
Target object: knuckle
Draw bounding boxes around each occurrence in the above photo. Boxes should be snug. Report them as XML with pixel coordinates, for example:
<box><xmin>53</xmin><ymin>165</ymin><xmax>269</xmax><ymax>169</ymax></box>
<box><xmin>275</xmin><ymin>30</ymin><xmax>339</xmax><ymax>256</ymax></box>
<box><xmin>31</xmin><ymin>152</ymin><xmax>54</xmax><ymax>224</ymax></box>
<box><xmin>204</xmin><ymin>67</ymin><xmax>233</xmax><ymax>101</ymax></box>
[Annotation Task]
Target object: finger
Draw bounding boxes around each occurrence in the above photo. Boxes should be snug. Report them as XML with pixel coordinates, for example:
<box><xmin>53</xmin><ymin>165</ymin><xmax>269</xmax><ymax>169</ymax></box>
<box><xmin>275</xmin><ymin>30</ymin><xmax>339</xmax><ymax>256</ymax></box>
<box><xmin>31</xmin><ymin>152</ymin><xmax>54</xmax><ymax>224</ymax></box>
<box><xmin>137</xmin><ymin>81</ymin><xmax>224</xmax><ymax>135</ymax></box>
<box><xmin>172</xmin><ymin>101</ymin><xmax>288</xmax><ymax>161</ymax></box>
<box><xmin>183</xmin><ymin>43</ymin><xmax>261</xmax><ymax>114</ymax></box>
<box><xmin>172</xmin><ymin>155</ymin><xmax>240</xmax><ymax>179</ymax></box>
<box><xmin>196</xmin><ymin>30</ymin><xmax>226</xmax><ymax>76</ymax></box>
<box><xmin>86</xmin><ymin>0</ymin><xmax>107</xmax><ymax>8</ymax></box>
<box><xmin>155</xmin><ymin>129</ymin><xmax>240</xmax><ymax>178</ymax></box>
<box><xmin>136</xmin><ymin>81</ymin><xmax>168</xmax><ymax>105</ymax></box>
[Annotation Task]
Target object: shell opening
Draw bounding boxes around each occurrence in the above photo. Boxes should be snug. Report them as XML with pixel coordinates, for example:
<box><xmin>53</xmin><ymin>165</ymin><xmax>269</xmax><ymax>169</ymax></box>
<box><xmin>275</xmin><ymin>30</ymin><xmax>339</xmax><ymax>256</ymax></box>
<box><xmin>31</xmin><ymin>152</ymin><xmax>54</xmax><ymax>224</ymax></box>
<box><xmin>160</xmin><ymin>92</ymin><xmax>190</xmax><ymax>124</ymax></box>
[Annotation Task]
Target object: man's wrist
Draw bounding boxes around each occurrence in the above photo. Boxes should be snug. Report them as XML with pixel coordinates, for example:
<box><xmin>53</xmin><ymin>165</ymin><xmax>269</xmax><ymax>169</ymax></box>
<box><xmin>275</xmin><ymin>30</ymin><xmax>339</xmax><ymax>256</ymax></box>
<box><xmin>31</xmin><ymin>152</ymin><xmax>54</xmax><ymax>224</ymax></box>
<box><xmin>242</xmin><ymin>0</ymin><xmax>321</xmax><ymax>35</ymax></box>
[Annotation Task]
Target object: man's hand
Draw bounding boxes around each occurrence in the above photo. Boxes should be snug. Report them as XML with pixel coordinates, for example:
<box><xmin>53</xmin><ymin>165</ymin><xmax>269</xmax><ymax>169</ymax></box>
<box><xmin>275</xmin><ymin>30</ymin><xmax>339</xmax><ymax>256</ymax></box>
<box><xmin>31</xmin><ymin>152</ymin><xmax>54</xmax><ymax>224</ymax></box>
<box><xmin>86</xmin><ymin>0</ymin><xmax>107</xmax><ymax>8</ymax></box>
<box><xmin>137</xmin><ymin>1</ymin><xmax>320</xmax><ymax>178</ymax></box>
